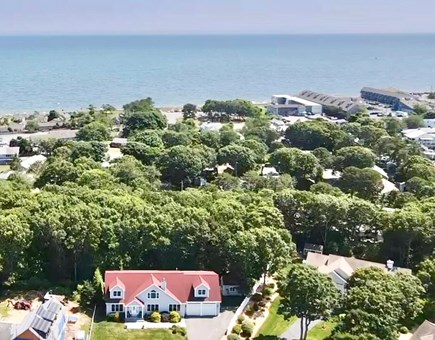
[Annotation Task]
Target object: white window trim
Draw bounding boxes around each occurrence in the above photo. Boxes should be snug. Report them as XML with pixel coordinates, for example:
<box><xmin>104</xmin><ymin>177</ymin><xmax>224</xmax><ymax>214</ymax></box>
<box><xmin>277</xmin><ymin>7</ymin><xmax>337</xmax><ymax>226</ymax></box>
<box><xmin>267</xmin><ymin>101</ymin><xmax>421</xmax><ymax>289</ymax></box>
<box><xmin>147</xmin><ymin>290</ymin><xmax>160</xmax><ymax>299</ymax></box>
<box><xmin>195</xmin><ymin>286</ymin><xmax>209</xmax><ymax>297</ymax></box>
<box><xmin>110</xmin><ymin>285</ymin><xmax>124</xmax><ymax>299</ymax></box>
<box><xmin>111</xmin><ymin>304</ymin><xmax>124</xmax><ymax>312</ymax></box>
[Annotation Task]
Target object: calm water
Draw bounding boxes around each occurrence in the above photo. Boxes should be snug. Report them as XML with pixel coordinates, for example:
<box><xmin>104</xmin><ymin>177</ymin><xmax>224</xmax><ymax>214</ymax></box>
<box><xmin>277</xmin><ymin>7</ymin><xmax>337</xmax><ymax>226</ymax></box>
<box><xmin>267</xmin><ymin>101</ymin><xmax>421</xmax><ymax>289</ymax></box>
<box><xmin>0</xmin><ymin>34</ymin><xmax>435</xmax><ymax>112</ymax></box>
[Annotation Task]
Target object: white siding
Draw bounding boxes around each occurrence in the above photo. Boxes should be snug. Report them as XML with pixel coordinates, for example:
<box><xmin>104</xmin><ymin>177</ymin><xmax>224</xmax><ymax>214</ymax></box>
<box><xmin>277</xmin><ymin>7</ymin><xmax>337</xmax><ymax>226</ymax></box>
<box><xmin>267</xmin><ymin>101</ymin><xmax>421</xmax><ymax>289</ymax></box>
<box><xmin>136</xmin><ymin>285</ymin><xmax>180</xmax><ymax>314</ymax></box>
<box><xmin>222</xmin><ymin>285</ymin><xmax>242</xmax><ymax>296</ymax></box>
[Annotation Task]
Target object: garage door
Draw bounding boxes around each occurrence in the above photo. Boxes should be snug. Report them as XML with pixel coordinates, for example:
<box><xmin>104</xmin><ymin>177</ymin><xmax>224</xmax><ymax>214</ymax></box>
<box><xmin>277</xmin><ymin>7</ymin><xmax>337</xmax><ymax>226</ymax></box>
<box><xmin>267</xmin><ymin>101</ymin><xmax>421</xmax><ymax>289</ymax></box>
<box><xmin>201</xmin><ymin>303</ymin><xmax>218</xmax><ymax>316</ymax></box>
<box><xmin>186</xmin><ymin>303</ymin><xmax>201</xmax><ymax>316</ymax></box>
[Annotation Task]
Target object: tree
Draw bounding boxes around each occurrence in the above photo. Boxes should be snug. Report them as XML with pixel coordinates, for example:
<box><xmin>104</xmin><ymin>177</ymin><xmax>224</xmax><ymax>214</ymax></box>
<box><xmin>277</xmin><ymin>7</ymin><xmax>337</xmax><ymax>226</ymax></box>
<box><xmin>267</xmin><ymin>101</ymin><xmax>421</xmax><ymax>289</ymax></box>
<box><xmin>333</xmin><ymin>146</ymin><xmax>376</xmax><ymax>171</ymax></box>
<box><xmin>242</xmin><ymin>116</ymin><xmax>280</xmax><ymax>147</ymax></box>
<box><xmin>338</xmin><ymin>167</ymin><xmax>383</xmax><ymax>201</ymax></box>
<box><xmin>219</xmin><ymin>125</ymin><xmax>241</xmax><ymax>146</ymax></box>
<box><xmin>417</xmin><ymin>257</ymin><xmax>435</xmax><ymax>299</ymax></box>
<box><xmin>217</xmin><ymin>144</ymin><xmax>256</xmax><ymax>176</ymax></box>
<box><xmin>76</xmin><ymin>122</ymin><xmax>110</xmax><ymax>141</ymax></box>
<box><xmin>121</xmin><ymin>143</ymin><xmax>162</xmax><ymax>166</ymax></box>
<box><xmin>312</xmin><ymin>147</ymin><xmax>334</xmax><ymax>169</ymax></box>
<box><xmin>236</xmin><ymin>227</ymin><xmax>294</xmax><ymax>288</ymax></box>
<box><xmin>404</xmin><ymin>115</ymin><xmax>425</xmax><ymax>129</ymax></box>
<box><xmin>122</xmin><ymin>111</ymin><xmax>167</xmax><ymax>137</ymax></box>
<box><xmin>338</xmin><ymin>267</ymin><xmax>424</xmax><ymax>339</ymax></box>
<box><xmin>199</xmin><ymin>130</ymin><xmax>220</xmax><ymax>150</ymax></box>
<box><xmin>70</xmin><ymin>142</ymin><xmax>107</xmax><ymax>162</ymax></box>
<box><xmin>212</xmin><ymin>173</ymin><xmax>240</xmax><ymax>191</ymax></box>
<box><xmin>162</xmin><ymin>130</ymin><xmax>194</xmax><ymax>148</ymax></box>
<box><xmin>383</xmin><ymin>117</ymin><xmax>404</xmax><ymax>136</ymax></box>
<box><xmin>10</xmin><ymin>137</ymin><xmax>33</xmax><ymax>156</ymax></box>
<box><xmin>130</xmin><ymin>129</ymin><xmax>163</xmax><ymax>148</ymax></box>
<box><xmin>123</xmin><ymin>97</ymin><xmax>155</xmax><ymax>112</ymax></box>
<box><xmin>25</xmin><ymin>120</ymin><xmax>39</xmax><ymax>132</ymax></box>
<box><xmin>399</xmin><ymin>155</ymin><xmax>435</xmax><ymax>181</ymax></box>
<box><xmin>47</xmin><ymin>110</ymin><xmax>60</xmax><ymax>122</ymax></box>
<box><xmin>270</xmin><ymin>148</ymin><xmax>322</xmax><ymax>185</ymax></box>
<box><xmin>413</xmin><ymin>104</ymin><xmax>428</xmax><ymax>115</ymax></box>
<box><xmin>279</xmin><ymin>264</ymin><xmax>339</xmax><ymax>340</ymax></box>
<box><xmin>357</xmin><ymin>125</ymin><xmax>387</xmax><ymax>148</ymax></box>
<box><xmin>158</xmin><ymin>145</ymin><xmax>213</xmax><ymax>187</ymax></box>
<box><xmin>182</xmin><ymin>103</ymin><xmax>197</xmax><ymax>120</ymax></box>
<box><xmin>285</xmin><ymin>120</ymin><xmax>337</xmax><ymax>150</ymax></box>
<box><xmin>310</xmin><ymin>182</ymin><xmax>343</xmax><ymax>196</ymax></box>
<box><xmin>240</xmin><ymin>139</ymin><xmax>268</xmax><ymax>164</ymax></box>
<box><xmin>35</xmin><ymin>160</ymin><xmax>78</xmax><ymax>187</ymax></box>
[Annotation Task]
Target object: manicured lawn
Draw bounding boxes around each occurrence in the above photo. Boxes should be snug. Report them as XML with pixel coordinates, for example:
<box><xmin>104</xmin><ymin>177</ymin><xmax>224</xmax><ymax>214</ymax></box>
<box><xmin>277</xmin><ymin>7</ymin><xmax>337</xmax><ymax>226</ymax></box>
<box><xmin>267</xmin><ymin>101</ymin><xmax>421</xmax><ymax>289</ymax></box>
<box><xmin>256</xmin><ymin>297</ymin><xmax>297</xmax><ymax>337</ymax></box>
<box><xmin>307</xmin><ymin>321</ymin><xmax>337</xmax><ymax>340</ymax></box>
<box><xmin>92</xmin><ymin>321</ymin><xmax>185</xmax><ymax>340</ymax></box>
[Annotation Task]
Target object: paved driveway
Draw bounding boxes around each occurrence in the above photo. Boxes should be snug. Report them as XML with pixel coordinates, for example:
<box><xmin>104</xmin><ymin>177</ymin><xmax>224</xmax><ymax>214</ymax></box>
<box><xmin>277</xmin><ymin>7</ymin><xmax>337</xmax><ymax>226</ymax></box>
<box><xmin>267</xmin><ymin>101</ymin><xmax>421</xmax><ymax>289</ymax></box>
<box><xmin>185</xmin><ymin>310</ymin><xmax>234</xmax><ymax>340</ymax></box>
<box><xmin>282</xmin><ymin>319</ymin><xmax>321</xmax><ymax>340</ymax></box>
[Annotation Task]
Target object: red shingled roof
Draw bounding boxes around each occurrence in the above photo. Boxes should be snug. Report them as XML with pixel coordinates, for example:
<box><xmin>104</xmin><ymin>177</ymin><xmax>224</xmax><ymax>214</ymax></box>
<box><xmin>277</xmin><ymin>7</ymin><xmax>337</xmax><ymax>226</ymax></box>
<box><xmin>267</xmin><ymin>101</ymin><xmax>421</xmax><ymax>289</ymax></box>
<box><xmin>105</xmin><ymin>270</ymin><xmax>221</xmax><ymax>304</ymax></box>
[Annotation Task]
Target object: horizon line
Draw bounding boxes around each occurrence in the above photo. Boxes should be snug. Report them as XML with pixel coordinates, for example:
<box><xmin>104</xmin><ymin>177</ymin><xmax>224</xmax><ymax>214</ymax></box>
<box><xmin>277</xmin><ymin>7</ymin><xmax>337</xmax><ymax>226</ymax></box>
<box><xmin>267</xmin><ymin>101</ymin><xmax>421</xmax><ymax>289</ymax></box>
<box><xmin>1</xmin><ymin>32</ymin><xmax>435</xmax><ymax>37</ymax></box>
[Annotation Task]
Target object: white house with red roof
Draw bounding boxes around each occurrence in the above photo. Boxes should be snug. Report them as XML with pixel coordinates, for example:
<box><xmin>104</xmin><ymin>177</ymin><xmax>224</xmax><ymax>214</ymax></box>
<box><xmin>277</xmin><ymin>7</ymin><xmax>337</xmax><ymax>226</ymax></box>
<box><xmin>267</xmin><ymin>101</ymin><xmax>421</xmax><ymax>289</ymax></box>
<box><xmin>104</xmin><ymin>270</ymin><xmax>222</xmax><ymax>319</ymax></box>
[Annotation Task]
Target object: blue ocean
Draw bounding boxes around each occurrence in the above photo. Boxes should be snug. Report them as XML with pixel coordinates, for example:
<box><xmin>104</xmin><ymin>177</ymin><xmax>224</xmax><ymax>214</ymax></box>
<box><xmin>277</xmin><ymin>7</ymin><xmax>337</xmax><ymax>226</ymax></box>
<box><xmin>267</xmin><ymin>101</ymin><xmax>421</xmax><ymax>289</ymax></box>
<box><xmin>0</xmin><ymin>34</ymin><xmax>435</xmax><ymax>112</ymax></box>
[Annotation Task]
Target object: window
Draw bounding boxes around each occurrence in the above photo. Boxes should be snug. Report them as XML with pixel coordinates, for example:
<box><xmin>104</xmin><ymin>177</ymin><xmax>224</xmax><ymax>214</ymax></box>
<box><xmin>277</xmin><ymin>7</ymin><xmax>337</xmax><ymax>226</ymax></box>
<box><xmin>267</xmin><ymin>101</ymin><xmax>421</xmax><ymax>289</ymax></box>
<box><xmin>111</xmin><ymin>304</ymin><xmax>124</xmax><ymax>312</ymax></box>
<box><xmin>169</xmin><ymin>304</ymin><xmax>180</xmax><ymax>312</ymax></box>
<box><xmin>113</xmin><ymin>290</ymin><xmax>122</xmax><ymax>298</ymax></box>
<box><xmin>229</xmin><ymin>287</ymin><xmax>237</xmax><ymax>292</ymax></box>
<box><xmin>197</xmin><ymin>289</ymin><xmax>206</xmax><ymax>296</ymax></box>
<box><xmin>147</xmin><ymin>304</ymin><xmax>159</xmax><ymax>312</ymax></box>
<box><xmin>147</xmin><ymin>290</ymin><xmax>159</xmax><ymax>299</ymax></box>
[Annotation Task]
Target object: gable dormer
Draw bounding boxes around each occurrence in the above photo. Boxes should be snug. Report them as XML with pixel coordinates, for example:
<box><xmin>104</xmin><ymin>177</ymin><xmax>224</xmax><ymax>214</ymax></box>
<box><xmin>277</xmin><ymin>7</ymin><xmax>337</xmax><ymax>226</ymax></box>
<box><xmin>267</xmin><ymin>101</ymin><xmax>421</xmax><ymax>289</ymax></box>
<box><xmin>109</xmin><ymin>277</ymin><xmax>125</xmax><ymax>299</ymax></box>
<box><xmin>193</xmin><ymin>276</ymin><xmax>210</xmax><ymax>298</ymax></box>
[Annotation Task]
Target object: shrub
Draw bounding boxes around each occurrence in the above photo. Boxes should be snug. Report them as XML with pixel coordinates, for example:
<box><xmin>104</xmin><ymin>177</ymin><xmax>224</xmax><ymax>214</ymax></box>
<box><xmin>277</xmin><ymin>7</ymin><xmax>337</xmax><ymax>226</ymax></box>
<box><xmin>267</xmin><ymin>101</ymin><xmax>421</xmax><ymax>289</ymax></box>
<box><xmin>263</xmin><ymin>287</ymin><xmax>274</xmax><ymax>297</ymax></box>
<box><xmin>227</xmin><ymin>335</ymin><xmax>241</xmax><ymax>340</ymax></box>
<box><xmin>169</xmin><ymin>311</ymin><xmax>181</xmax><ymax>323</ymax></box>
<box><xmin>106</xmin><ymin>312</ymin><xmax>123</xmax><ymax>323</ymax></box>
<box><xmin>399</xmin><ymin>326</ymin><xmax>409</xmax><ymax>334</ymax></box>
<box><xmin>251</xmin><ymin>293</ymin><xmax>262</xmax><ymax>302</ymax></box>
<box><xmin>241</xmin><ymin>321</ymin><xmax>254</xmax><ymax>337</ymax></box>
<box><xmin>232</xmin><ymin>324</ymin><xmax>242</xmax><ymax>334</ymax></box>
<box><xmin>237</xmin><ymin>314</ymin><xmax>245</xmax><ymax>323</ymax></box>
<box><xmin>150</xmin><ymin>311</ymin><xmax>161</xmax><ymax>323</ymax></box>
<box><xmin>258</xmin><ymin>300</ymin><xmax>266</xmax><ymax>308</ymax></box>
<box><xmin>253</xmin><ymin>302</ymin><xmax>260</xmax><ymax>311</ymax></box>
<box><xmin>161</xmin><ymin>312</ymin><xmax>170</xmax><ymax>323</ymax></box>
<box><xmin>245</xmin><ymin>305</ymin><xmax>254</xmax><ymax>316</ymax></box>
<box><xmin>171</xmin><ymin>325</ymin><xmax>186</xmax><ymax>336</ymax></box>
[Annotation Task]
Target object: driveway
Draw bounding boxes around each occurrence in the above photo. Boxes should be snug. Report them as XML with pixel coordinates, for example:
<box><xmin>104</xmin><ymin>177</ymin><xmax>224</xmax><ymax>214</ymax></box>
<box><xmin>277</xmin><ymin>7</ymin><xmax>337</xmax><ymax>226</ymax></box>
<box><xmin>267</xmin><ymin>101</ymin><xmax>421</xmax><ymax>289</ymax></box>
<box><xmin>282</xmin><ymin>319</ymin><xmax>322</xmax><ymax>340</ymax></box>
<box><xmin>185</xmin><ymin>310</ymin><xmax>234</xmax><ymax>340</ymax></box>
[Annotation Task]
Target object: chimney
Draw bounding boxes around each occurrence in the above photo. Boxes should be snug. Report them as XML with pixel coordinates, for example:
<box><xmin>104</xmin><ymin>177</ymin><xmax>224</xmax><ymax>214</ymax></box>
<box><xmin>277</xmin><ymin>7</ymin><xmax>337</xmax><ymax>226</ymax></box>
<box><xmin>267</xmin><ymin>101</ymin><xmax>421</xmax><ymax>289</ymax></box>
<box><xmin>386</xmin><ymin>259</ymin><xmax>394</xmax><ymax>271</ymax></box>
<box><xmin>161</xmin><ymin>278</ymin><xmax>167</xmax><ymax>291</ymax></box>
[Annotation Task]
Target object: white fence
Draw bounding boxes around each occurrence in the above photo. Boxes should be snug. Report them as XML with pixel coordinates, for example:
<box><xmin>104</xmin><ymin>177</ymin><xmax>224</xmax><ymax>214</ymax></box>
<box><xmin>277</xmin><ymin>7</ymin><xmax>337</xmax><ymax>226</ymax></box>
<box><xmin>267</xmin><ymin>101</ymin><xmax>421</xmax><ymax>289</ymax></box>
<box><xmin>225</xmin><ymin>279</ymin><xmax>262</xmax><ymax>336</ymax></box>
<box><xmin>86</xmin><ymin>305</ymin><xmax>97</xmax><ymax>340</ymax></box>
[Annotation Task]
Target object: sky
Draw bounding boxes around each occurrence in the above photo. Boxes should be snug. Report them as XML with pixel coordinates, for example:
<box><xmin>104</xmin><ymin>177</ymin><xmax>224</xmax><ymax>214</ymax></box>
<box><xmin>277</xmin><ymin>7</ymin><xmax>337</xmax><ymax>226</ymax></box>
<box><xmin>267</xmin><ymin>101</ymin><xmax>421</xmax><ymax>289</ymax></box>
<box><xmin>1</xmin><ymin>0</ymin><xmax>435</xmax><ymax>35</ymax></box>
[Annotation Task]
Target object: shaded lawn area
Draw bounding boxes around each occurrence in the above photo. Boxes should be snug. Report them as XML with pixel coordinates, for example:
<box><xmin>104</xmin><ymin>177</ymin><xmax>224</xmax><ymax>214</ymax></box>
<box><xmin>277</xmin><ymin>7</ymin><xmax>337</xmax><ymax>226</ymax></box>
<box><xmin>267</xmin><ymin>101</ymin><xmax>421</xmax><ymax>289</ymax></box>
<box><xmin>92</xmin><ymin>321</ymin><xmax>185</xmax><ymax>340</ymax></box>
<box><xmin>307</xmin><ymin>320</ymin><xmax>337</xmax><ymax>340</ymax></box>
<box><xmin>256</xmin><ymin>297</ymin><xmax>297</xmax><ymax>337</ymax></box>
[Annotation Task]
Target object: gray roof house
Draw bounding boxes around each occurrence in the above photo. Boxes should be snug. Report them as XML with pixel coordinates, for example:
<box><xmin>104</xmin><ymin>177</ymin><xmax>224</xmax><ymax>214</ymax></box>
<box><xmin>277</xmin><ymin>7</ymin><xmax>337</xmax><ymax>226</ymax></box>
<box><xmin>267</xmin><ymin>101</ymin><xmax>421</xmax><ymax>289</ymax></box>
<box><xmin>411</xmin><ymin>320</ymin><xmax>435</xmax><ymax>340</ymax></box>
<box><xmin>0</xmin><ymin>297</ymin><xmax>67</xmax><ymax>340</ymax></box>
<box><xmin>305</xmin><ymin>252</ymin><xmax>411</xmax><ymax>293</ymax></box>
<box><xmin>298</xmin><ymin>90</ymin><xmax>364</xmax><ymax>115</ymax></box>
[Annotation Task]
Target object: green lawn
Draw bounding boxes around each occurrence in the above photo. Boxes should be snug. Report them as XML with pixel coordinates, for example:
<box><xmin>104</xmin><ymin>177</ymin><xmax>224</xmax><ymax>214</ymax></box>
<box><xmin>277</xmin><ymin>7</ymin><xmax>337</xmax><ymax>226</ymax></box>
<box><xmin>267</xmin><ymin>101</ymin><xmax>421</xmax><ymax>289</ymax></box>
<box><xmin>307</xmin><ymin>321</ymin><xmax>337</xmax><ymax>340</ymax></box>
<box><xmin>92</xmin><ymin>321</ymin><xmax>185</xmax><ymax>340</ymax></box>
<box><xmin>256</xmin><ymin>297</ymin><xmax>297</xmax><ymax>337</ymax></box>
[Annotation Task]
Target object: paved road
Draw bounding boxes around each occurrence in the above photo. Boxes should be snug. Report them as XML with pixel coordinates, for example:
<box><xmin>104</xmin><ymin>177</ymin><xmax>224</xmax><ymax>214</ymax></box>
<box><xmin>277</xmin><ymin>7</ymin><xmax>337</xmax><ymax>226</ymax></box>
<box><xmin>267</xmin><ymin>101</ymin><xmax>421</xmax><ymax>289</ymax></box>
<box><xmin>185</xmin><ymin>310</ymin><xmax>234</xmax><ymax>340</ymax></box>
<box><xmin>282</xmin><ymin>319</ymin><xmax>322</xmax><ymax>340</ymax></box>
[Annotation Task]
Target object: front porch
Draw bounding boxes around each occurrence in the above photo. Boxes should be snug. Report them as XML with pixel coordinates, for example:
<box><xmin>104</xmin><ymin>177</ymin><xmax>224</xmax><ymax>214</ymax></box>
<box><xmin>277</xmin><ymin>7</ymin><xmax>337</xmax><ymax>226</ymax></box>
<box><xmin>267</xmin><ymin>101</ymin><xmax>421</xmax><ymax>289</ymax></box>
<box><xmin>125</xmin><ymin>305</ymin><xmax>144</xmax><ymax>322</ymax></box>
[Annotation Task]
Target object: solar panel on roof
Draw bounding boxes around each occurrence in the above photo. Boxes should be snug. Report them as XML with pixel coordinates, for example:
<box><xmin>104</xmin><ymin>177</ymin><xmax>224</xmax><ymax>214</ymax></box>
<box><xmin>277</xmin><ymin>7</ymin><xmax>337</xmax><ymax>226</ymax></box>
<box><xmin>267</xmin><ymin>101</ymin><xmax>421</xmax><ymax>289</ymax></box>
<box><xmin>31</xmin><ymin>316</ymin><xmax>51</xmax><ymax>334</ymax></box>
<box><xmin>46</xmin><ymin>300</ymin><xmax>61</xmax><ymax>313</ymax></box>
<box><xmin>39</xmin><ymin>308</ymin><xmax>56</xmax><ymax>321</ymax></box>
